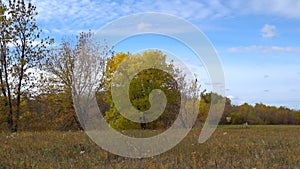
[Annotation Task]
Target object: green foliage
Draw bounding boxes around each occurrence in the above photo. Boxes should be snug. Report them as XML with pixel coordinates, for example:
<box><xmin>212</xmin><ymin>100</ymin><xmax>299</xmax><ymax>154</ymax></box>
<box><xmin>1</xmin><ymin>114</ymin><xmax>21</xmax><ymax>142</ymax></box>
<box><xmin>106</xmin><ymin>106</ymin><xmax>140</xmax><ymax>130</ymax></box>
<box><xmin>104</xmin><ymin>50</ymin><xmax>182</xmax><ymax>130</ymax></box>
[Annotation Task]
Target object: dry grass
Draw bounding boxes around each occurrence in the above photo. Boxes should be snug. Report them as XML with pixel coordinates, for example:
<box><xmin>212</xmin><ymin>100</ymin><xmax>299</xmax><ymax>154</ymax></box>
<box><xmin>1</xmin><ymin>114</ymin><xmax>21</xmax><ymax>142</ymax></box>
<box><xmin>1</xmin><ymin>125</ymin><xmax>300</xmax><ymax>168</ymax></box>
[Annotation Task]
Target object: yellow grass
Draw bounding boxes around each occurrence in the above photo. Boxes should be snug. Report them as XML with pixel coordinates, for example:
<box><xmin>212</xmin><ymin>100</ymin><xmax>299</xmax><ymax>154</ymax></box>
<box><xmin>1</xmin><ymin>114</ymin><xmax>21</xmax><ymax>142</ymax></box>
<box><xmin>1</xmin><ymin>125</ymin><xmax>300</xmax><ymax>168</ymax></box>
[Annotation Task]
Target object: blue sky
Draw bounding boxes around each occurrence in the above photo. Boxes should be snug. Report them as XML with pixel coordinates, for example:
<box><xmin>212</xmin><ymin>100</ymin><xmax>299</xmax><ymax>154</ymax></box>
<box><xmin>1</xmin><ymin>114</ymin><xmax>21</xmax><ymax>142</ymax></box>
<box><xmin>32</xmin><ymin>0</ymin><xmax>300</xmax><ymax>109</ymax></box>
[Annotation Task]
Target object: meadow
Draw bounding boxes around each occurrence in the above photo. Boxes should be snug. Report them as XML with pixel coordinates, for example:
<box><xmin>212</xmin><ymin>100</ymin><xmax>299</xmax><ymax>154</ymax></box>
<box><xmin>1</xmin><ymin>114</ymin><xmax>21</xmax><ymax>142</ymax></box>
<box><xmin>1</xmin><ymin>125</ymin><xmax>300</xmax><ymax>169</ymax></box>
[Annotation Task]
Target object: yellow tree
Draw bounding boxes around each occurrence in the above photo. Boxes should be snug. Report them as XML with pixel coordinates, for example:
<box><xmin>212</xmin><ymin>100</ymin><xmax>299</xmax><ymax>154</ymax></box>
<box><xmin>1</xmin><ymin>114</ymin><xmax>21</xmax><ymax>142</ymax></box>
<box><xmin>103</xmin><ymin>50</ymin><xmax>198</xmax><ymax>130</ymax></box>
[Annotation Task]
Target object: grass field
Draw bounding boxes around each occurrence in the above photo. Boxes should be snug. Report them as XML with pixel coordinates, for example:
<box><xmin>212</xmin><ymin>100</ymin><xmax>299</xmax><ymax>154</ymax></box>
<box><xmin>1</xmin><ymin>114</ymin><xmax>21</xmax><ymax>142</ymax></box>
<box><xmin>1</xmin><ymin>125</ymin><xmax>300</xmax><ymax>168</ymax></box>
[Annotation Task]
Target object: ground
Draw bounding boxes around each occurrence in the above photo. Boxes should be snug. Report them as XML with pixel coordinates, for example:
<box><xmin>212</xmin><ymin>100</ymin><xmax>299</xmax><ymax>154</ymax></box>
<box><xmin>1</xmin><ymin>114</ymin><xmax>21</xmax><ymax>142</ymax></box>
<box><xmin>1</xmin><ymin>125</ymin><xmax>300</xmax><ymax>168</ymax></box>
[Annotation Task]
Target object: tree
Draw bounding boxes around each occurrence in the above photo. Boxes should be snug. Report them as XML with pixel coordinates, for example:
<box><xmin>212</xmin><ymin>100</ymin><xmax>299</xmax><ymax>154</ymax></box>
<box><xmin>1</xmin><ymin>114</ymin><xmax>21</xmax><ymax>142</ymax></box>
<box><xmin>0</xmin><ymin>1</ymin><xmax>13</xmax><ymax>130</ymax></box>
<box><xmin>44</xmin><ymin>31</ymin><xmax>111</xmax><ymax>130</ymax></box>
<box><xmin>295</xmin><ymin>111</ymin><xmax>300</xmax><ymax>124</ymax></box>
<box><xmin>0</xmin><ymin>0</ymin><xmax>52</xmax><ymax>132</ymax></box>
<box><xmin>103</xmin><ymin>50</ymin><xmax>199</xmax><ymax>130</ymax></box>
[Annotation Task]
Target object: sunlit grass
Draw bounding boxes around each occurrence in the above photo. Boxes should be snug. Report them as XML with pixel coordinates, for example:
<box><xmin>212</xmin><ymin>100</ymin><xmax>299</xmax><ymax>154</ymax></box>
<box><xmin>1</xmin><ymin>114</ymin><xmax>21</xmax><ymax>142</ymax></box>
<box><xmin>1</xmin><ymin>126</ymin><xmax>300</xmax><ymax>168</ymax></box>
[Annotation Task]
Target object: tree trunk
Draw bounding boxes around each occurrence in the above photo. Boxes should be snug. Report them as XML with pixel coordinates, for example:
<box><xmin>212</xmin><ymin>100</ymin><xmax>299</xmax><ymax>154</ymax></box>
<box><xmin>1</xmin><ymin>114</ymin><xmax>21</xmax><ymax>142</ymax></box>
<box><xmin>2</xmin><ymin>46</ymin><xmax>14</xmax><ymax>132</ymax></box>
<box><xmin>14</xmin><ymin>60</ymin><xmax>25</xmax><ymax>132</ymax></box>
<box><xmin>14</xmin><ymin>35</ymin><xmax>26</xmax><ymax>132</ymax></box>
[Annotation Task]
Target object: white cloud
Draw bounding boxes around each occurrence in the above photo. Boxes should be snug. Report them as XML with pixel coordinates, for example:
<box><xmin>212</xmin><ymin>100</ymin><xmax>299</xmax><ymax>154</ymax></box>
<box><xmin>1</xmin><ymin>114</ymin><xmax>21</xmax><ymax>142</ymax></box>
<box><xmin>228</xmin><ymin>0</ymin><xmax>300</xmax><ymax>19</ymax></box>
<box><xmin>7</xmin><ymin>40</ymin><xmax>50</xmax><ymax>48</ymax></box>
<box><xmin>261</xmin><ymin>24</ymin><xmax>276</xmax><ymax>38</ymax></box>
<box><xmin>227</xmin><ymin>95</ymin><xmax>235</xmax><ymax>99</ymax></box>
<box><xmin>43</xmin><ymin>29</ymin><xmax>50</xmax><ymax>34</ymax></box>
<box><xmin>228</xmin><ymin>45</ymin><xmax>300</xmax><ymax>53</ymax></box>
<box><xmin>137</xmin><ymin>22</ymin><xmax>152</xmax><ymax>31</ymax></box>
<box><xmin>33</xmin><ymin>0</ymin><xmax>231</xmax><ymax>35</ymax></box>
<box><xmin>252</xmin><ymin>0</ymin><xmax>300</xmax><ymax>18</ymax></box>
<box><xmin>33</xmin><ymin>0</ymin><xmax>300</xmax><ymax>23</ymax></box>
<box><xmin>97</xmin><ymin>16</ymin><xmax>198</xmax><ymax>38</ymax></box>
<box><xmin>32</xmin><ymin>0</ymin><xmax>300</xmax><ymax>36</ymax></box>
<box><xmin>226</xmin><ymin>95</ymin><xmax>239</xmax><ymax>102</ymax></box>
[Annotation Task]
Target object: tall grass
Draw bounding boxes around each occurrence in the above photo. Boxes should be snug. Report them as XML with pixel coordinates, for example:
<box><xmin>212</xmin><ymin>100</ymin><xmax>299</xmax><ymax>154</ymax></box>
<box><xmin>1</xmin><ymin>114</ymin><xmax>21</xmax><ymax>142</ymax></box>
<box><xmin>1</xmin><ymin>126</ymin><xmax>300</xmax><ymax>168</ymax></box>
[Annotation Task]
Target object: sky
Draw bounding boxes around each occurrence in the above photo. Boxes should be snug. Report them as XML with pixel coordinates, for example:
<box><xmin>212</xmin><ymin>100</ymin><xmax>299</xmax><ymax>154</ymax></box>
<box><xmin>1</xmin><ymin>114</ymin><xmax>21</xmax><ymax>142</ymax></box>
<box><xmin>31</xmin><ymin>0</ymin><xmax>300</xmax><ymax>109</ymax></box>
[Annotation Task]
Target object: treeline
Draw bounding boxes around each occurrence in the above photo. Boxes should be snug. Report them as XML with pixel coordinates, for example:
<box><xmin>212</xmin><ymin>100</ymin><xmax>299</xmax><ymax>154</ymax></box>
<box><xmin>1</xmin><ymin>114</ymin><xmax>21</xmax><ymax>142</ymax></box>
<box><xmin>199</xmin><ymin>92</ymin><xmax>300</xmax><ymax>125</ymax></box>
<box><xmin>0</xmin><ymin>1</ymin><xmax>299</xmax><ymax>132</ymax></box>
<box><xmin>221</xmin><ymin>101</ymin><xmax>300</xmax><ymax>125</ymax></box>
<box><xmin>1</xmin><ymin>90</ymin><xmax>300</xmax><ymax>131</ymax></box>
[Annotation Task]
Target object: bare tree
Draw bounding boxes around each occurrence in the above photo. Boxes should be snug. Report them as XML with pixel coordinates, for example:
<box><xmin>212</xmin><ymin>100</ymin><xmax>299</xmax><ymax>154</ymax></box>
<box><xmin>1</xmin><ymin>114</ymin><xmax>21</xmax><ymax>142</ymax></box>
<box><xmin>44</xmin><ymin>31</ymin><xmax>112</xmax><ymax>130</ymax></box>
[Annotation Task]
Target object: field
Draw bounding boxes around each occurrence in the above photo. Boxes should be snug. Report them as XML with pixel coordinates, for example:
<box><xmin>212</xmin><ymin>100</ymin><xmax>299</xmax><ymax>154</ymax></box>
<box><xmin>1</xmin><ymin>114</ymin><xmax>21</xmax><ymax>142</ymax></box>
<box><xmin>1</xmin><ymin>125</ymin><xmax>300</xmax><ymax>169</ymax></box>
